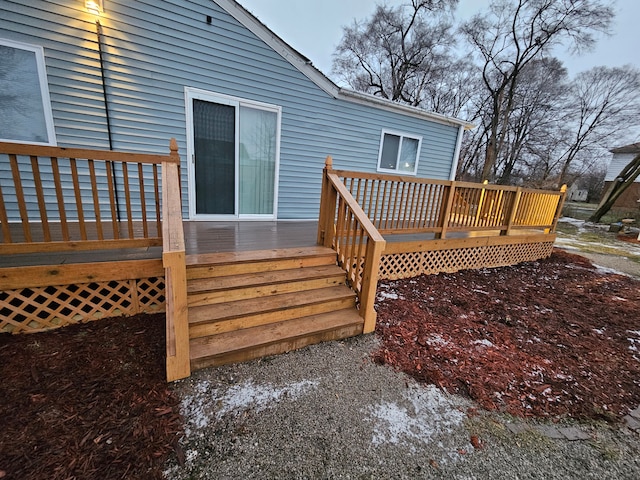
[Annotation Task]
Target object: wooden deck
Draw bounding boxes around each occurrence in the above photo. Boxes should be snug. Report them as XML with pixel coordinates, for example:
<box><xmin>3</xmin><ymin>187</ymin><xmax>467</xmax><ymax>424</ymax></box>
<box><xmin>0</xmin><ymin>142</ymin><xmax>567</xmax><ymax>382</ymax></box>
<box><xmin>0</xmin><ymin>221</ymin><xmax>318</xmax><ymax>268</ymax></box>
<box><xmin>0</xmin><ymin>219</ymin><xmax>546</xmax><ymax>269</ymax></box>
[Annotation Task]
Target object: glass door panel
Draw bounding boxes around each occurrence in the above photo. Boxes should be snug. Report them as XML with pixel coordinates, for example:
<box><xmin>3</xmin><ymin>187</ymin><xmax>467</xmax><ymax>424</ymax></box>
<box><xmin>239</xmin><ymin>106</ymin><xmax>277</xmax><ymax>215</ymax></box>
<box><xmin>193</xmin><ymin>99</ymin><xmax>235</xmax><ymax>215</ymax></box>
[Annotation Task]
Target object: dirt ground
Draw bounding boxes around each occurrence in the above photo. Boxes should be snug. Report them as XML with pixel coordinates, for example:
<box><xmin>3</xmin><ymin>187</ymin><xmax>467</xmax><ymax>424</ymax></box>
<box><xmin>1</xmin><ymin>247</ymin><xmax>639</xmax><ymax>479</ymax></box>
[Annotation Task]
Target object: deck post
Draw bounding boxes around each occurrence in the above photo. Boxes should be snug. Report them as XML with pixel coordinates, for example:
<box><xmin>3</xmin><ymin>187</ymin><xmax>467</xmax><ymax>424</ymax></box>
<box><xmin>504</xmin><ymin>187</ymin><xmax>522</xmax><ymax>236</ymax></box>
<box><xmin>317</xmin><ymin>156</ymin><xmax>337</xmax><ymax>248</ymax></box>
<box><xmin>162</xmin><ymin>139</ymin><xmax>190</xmax><ymax>381</ymax></box>
<box><xmin>436</xmin><ymin>181</ymin><xmax>456</xmax><ymax>239</ymax></box>
<box><xmin>360</xmin><ymin>238</ymin><xmax>385</xmax><ymax>333</ymax></box>
<box><xmin>549</xmin><ymin>184</ymin><xmax>567</xmax><ymax>233</ymax></box>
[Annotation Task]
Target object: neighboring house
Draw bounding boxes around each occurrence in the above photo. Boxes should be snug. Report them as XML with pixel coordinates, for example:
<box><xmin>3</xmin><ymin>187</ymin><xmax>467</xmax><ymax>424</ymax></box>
<box><xmin>566</xmin><ymin>184</ymin><xmax>588</xmax><ymax>202</ymax></box>
<box><xmin>603</xmin><ymin>143</ymin><xmax>640</xmax><ymax>210</ymax></box>
<box><xmin>0</xmin><ymin>0</ymin><xmax>472</xmax><ymax>222</ymax></box>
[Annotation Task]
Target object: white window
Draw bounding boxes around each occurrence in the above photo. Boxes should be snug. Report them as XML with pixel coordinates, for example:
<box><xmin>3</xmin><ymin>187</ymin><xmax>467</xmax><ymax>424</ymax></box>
<box><xmin>377</xmin><ymin>130</ymin><xmax>422</xmax><ymax>175</ymax></box>
<box><xmin>0</xmin><ymin>39</ymin><xmax>56</xmax><ymax>145</ymax></box>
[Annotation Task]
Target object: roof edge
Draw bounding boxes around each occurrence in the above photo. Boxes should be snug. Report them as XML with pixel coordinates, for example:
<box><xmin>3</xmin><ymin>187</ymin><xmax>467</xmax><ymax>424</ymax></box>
<box><xmin>216</xmin><ymin>1</ymin><xmax>474</xmax><ymax>130</ymax></box>
<box><xmin>339</xmin><ymin>88</ymin><xmax>475</xmax><ymax>130</ymax></box>
<box><xmin>610</xmin><ymin>142</ymin><xmax>640</xmax><ymax>154</ymax></box>
<box><xmin>215</xmin><ymin>0</ymin><xmax>340</xmax><ymax>98</ymax></box>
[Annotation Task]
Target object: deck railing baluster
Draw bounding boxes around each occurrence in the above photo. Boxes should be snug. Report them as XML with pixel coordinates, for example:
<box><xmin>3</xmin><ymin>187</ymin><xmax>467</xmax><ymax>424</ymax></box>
<box><xmin>69</xmin><ymin>158</ymin><xmax>87</xmax><ymax>240</ymax></box>
<box><xmin>30</xmin><ymin>155</ymin><xmax>51</xmax><ymax>242</ymax></box>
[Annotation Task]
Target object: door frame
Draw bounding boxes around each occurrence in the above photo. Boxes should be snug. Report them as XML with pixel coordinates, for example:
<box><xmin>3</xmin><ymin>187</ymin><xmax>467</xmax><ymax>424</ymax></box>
<box><xmin>184</xmin><ymin>87</ymin><xmax>281</xmax><ymax>220</ymax></box>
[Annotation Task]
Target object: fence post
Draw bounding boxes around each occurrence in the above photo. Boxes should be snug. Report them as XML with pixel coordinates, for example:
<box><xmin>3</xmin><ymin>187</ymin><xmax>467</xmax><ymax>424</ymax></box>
<box><xmin>503</xmin><ymin>187</ymin><xmax>522</xmax><ymax>236</ymax></box>
<box><xmin>436</xmin><ymin>181</ymin><xmax>456</xmax><ymax>239</ymax></box>
<box><xmin>317</xmin><ymin>156</ymin><xmax>337</xmax><ymax>248</ymax></box>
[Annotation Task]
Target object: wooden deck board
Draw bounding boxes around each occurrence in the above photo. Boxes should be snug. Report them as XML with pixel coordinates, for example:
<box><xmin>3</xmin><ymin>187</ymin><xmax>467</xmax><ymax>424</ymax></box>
<box><xmin>0</xmin><ymin>221</ymin><xmax>319</xmax><ymax>268</ymax></box>
<box><xmin>0</xmin><ymin>219</ymin><xmax>550</xmax><ymax>269</ymax></box>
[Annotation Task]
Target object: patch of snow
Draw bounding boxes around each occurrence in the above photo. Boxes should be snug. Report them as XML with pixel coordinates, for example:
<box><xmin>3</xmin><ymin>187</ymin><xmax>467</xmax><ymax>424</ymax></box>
<box><xmin>594</xmin><ymin>264</ymin><xmax>631</xmax><ymax>277</ymax></box>
<box><xmin>425</xmin><ymin>334</ymin><xmax>449</xmax><ymax>347</ymax></box>
<box><xmin>472</xmin><ymin>289</ymin><xmax>489</xmax><ymax>295</ymax></box>
<box><xmin>593</xmin><ymin>328</ymin><xmax>605</xmax><ymax>335</ymax></box>
<box><xmin>180</xmin><ymin>379</ymin><xmax>318</xmax><ymax>436</ymax></box>
<box><xmin>628</xmin><ymin>333</ymin><xmax>640</xmax><ymax>354</ymax></box>
<box><xmin>218</xmin><ymin>380</ymin><xmax>318</xmax><ymax>417</ymax></box>
<box><xmin>473</xmin><ymin>339</ymin><xmax>494</xmax><ymax>348</ymax></box>
<box><xmin>377</xmin><ymin>291</ymin><xmax>402</xmax><ymax>300</ymax></box>
<box><xmin>366</xmin><ymin>384</ymin><xmax>466</xmax><ymax>450</ymax></box>
<box><xmin>558</xmin><ymin>217</ymin><xmax>585</xmax><ymax>227</ymax></box>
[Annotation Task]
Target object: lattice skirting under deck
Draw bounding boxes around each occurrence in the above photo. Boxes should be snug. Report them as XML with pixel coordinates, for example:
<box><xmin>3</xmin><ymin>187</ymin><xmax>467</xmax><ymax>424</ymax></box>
<box><xmin>0</xmin><ymin>277</ymin><xmax>165</xmax><ymax>334</ymax></box>
<box><xmin>379</xmin><ymin>241</ymin><xmax>555</xmax><ymax>280</ymax></box>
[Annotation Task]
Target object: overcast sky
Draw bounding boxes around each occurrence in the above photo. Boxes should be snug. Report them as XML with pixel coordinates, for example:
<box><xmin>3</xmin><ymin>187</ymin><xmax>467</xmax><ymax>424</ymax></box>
<box><xmin>238</xmin><ymin>0</ymin><xmax>638</xmax><ymax>80</ymax></box>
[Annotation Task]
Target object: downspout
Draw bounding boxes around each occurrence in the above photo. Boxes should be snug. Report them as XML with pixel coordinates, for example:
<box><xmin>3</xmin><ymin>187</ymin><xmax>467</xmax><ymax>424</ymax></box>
<box><xmin>449</xmin><ymin>125</ymin><xmax>465</xmax><ymax>181</ymax></box>
<box><xmin>95</xmin><ymin>19</ymin><xmax>121</xmax><ymax>220</ymax></box>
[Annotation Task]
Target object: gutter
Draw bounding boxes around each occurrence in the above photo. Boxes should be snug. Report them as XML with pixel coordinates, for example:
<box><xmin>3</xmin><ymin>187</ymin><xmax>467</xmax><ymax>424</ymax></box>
<box><xmin>338</xmin><ymin>88</ymin><xmax>475</xmax><ymax>130</ymax></box>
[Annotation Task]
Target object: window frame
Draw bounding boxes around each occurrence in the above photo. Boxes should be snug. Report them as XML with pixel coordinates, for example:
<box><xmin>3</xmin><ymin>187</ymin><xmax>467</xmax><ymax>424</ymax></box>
<box><xmin>376</xmin><ymin>129</ymin><xmax>422</xmax><ymax>175</ymax></box>
<box><xmin>184</xmin><ymin>87</ymin><xmax>282</xmax><ymax>220</ymax></box>
<box><xmin>0</xmin><ymin>38</ymin><xmax>56</xmax><ymax>146</ymax></box>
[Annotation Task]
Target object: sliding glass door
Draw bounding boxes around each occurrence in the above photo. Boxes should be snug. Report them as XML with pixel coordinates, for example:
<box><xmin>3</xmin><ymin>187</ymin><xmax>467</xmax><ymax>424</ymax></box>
<box><xmin>187</xmin><ymin>88</ymin><xmax>280</xmax><ymax>219</ymax></box>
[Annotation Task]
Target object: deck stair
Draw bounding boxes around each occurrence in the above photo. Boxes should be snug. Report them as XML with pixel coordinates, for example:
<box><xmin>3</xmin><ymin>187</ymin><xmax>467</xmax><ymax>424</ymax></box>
<box><xmin>185</xmin><ymin>246</ymin><xmax>363</xmax><ymax>371</ymax></box>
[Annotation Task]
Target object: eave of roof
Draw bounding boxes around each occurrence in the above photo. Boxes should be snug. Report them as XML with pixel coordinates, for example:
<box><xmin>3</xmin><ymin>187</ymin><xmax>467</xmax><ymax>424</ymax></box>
<box><xmin>215</xmin><ymin>0</ymin><xmax>474</xmax><ymax>130</ymax></box>
<box><xmin>610</xmin><ymin>143</ymin><xmax>640</xmax><ymax>154</ymax></box>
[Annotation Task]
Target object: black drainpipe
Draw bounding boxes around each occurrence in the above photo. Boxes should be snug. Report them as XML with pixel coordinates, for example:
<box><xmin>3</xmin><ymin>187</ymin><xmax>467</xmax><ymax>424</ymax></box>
<box><xmin>95</xmin><ymin>18</ymin><xmax>121</xmax><ymax>220</ymax></box>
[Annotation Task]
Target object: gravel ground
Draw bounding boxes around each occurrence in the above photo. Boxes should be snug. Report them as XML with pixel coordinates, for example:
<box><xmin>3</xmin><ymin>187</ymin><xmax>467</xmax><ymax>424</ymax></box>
<box><xmin>165</xmin><ymin>334</ymin><xmax>640</xmax><ymax>479</ymax></box>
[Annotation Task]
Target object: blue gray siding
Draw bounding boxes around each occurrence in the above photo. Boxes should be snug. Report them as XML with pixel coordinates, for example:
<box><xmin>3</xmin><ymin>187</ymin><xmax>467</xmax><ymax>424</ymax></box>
<box><xmin>0</xmin><ymin>0</ymin><xmax>461</xmax><ymax>220</ymax></box>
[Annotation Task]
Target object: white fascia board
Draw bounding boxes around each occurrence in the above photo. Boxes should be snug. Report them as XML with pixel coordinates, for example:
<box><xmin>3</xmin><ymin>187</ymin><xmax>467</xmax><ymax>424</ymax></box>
<box><xmin>338</xmin><ymin>88</ymin><xmax>475</xmax><ymax>130</ymax></box>
<box><xmin>214</xmin><ymin>0</ymin><xmax>340</xmax><ymax>98</ymax></box>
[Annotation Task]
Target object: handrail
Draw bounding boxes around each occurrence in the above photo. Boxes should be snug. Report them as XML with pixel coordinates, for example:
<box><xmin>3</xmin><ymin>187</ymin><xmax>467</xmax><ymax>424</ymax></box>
<box><xmin>161</xmin><ymin>139</ymin><xmax>190</xmax><ymax>382</ymax></box>
<box><xmin>331</xmin><ymin>168</ymin><xmax>566</xmax><ymax>238</ymax></box>
<box><xmin>0</xmin><ymin>141</ymin><xmax>178</xmax><ymax>253</ymax></box>
<box><xmin>318</xmin><ymin>157</ymin><xmax>386</xmax><ymax>333</ymax></box>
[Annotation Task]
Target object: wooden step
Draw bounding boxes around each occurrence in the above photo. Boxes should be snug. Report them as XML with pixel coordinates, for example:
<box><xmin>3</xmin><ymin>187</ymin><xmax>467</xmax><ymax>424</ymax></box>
<box><xmin>186</xmin><ymin>246</ymin><xmax>337</xmax><ymax>280</ymax></box>
<box><xmin>187</xmin><ymin>268</ymin><xmax>346</xmax><ymax>307</ymax></box>
<box><xmin>187</xmin><ymin>264</ymin><xmax>346</xmax><ymax>294</ymax></box>
<box><xmin>189</xmin><ymin>309</ymin><xmax>364</xmax><ymax>371</ymax></box>
<box><xmin>188</xmin><ymin>285</ymin><xmax>356</xmax><ymax>338</ymax></box>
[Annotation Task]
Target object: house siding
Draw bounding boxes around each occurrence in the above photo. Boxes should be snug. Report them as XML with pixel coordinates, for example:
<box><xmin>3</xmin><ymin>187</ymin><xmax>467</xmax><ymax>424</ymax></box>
<box><xmin>605</xmin><ymin>152</ymin><xmax>640</xmax><ymax>183</ymax></box>
<box><xmin>0</xmin><ymin>0</ymin><xmax>462</xmax><ymax>220</ymax></box>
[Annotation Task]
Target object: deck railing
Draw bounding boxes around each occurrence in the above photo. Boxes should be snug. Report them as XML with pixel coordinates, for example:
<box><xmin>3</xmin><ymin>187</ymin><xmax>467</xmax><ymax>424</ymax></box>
<box><xmin>319</xmin><ymin>159</ymin><xmax>566</xmax><ymax>332</ymax></box>
<box><xmin>0</xmin><ymin>142</ymin><xmax>178</xmax><ymax>253</ymax></box>
<box><xmin>318</xmin><ymin>157</ymin><xmax>386</xmax><ymax>333</ymax></box>
<box><xmin>336</xmin><ymin>170</ymin><xmax>566</xmax><ymax>238</ymax></box>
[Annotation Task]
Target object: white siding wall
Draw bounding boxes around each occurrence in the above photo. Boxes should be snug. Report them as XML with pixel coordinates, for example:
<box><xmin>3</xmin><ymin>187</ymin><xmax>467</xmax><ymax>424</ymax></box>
<box><xmin>605</xmin><ymin>152</ymin><xmax>640</xmax><ymax>183</ymax></box>
<box><xmin>0</xmin><ymin>0</ymin><xmax>461</xmax><ymax>220</ymax></box>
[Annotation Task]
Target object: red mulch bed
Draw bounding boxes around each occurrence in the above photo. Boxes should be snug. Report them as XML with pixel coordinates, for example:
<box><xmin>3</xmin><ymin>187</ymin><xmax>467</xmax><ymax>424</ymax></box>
<box><xmin>374</xmin><ymin>249</ymin><xmax>640</xmax><ymax>420</ymax></box>
<box><xmin>618</xmin><ymin>232</ymin><xmax>640</xmax><ymax>245</ymax></box>
<box><xmin>0</xmin><ymin>313</ymin><xmax>182</xmax><ymax>480</ymax></box>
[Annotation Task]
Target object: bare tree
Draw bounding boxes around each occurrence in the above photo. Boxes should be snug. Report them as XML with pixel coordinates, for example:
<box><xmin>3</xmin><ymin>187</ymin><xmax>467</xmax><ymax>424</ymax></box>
<box><xmin>496</xmin><ymin>57</ymin><xmax>568</xmax><ymax>185</ymax></box>
<box><xmin>555</xmin><ymin>65</ymin><xmax>640</xmax><ymax>186</ymax></box>
<box><xmin>460</xmin><ymin>0</ymin><xmax>614</xmax><ymax>181</ymax></box>
<box><xmin>332</xmin><ymin>0</ymin><xmax>459</xmax><ymax>110</ymax></box>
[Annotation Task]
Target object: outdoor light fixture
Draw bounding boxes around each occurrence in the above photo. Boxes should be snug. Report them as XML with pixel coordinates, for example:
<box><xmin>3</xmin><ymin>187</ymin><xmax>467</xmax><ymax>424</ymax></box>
<box><xmin>85</xmin><ymin>0</ymin><xmax>103</xmax><ymax>15</ymax></box>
